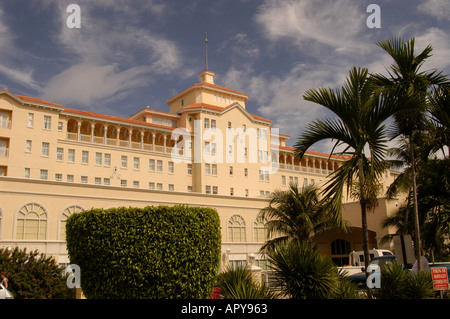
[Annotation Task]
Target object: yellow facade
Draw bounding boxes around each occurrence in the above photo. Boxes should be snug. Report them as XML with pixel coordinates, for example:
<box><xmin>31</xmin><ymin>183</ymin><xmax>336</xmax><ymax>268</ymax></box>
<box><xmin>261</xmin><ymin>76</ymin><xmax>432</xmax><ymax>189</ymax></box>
<box><xmin>0</xmin><ymin>70</ymin><xmax>401</xmax><ymax>268</ymax></box>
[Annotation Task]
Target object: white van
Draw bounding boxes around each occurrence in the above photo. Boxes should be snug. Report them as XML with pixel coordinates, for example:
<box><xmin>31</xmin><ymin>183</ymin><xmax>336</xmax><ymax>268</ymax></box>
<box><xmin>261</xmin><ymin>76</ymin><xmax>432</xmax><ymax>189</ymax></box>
<box><xmin>349</xmin><ymin>249</ymin><xmax>393</xmax><ymax>267</ymax></box>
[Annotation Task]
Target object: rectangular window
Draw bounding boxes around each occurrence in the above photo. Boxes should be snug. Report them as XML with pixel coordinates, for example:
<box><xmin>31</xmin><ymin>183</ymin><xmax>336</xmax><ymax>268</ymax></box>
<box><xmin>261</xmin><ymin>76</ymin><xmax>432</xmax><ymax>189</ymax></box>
<box><xmin>157</xmin><ymin>183</ymin><xmax>163</xmax><ymax>190</ymax></box>
<box><xmin>43</xmin><ymin>116</ymin><xmax>51</xmax><ymax>130</ymax></box>
<box><xmin>82</xmin><ymin>151</ymin><xmax>89</xmax><ymax>164</ymax></box>
<box><xmin>149</xmin><ymin>182</ymin><xmax>155</xmax><ymax>190</ymax></box>
<box><xmin>121</xmin><ymin>155</ymin><xmax>127</xmax><ymax>168</ymax></box>
<box><xmin>26</xmin><ymin>140</ymin><xmax>32</xmax><ymax>153</ymax></box>
<box><xmin>57</xmin><ymin>148</ymin><xmax>63</xmax><ymax>161</ymax></box>
<box><xmin>230</xmin><ymin>188</ymin><xmax>234</xmax><ymax>196</ymax></box>
<box><xmin>282</xmin><ymin>175</ymin><xmax>286</xmax><ymax>186</ymax></box>
<box><xmin>205</xmin><ymin>185</ymin><xmax>211</xmax><ymax>194</ymax></box>
<box><xmin>244</xmin><ymin>168</ymin><xmax>248</xmax><ymax>177</ymax></box>
<box><xmin>265</xmin><ymin>171</ymin><xmax>269</xmax><ymax>182</ymax></box>
<box><xmin>81</xmin><ymin>176</ymin><xmax>88</xmax><ymax>184</ymax></box>
<box><xmin>205</xmin><ymin>163</ymin><xmax>210</xmax><ymax>175</ymax></box>
<box><xmin>95</xmin><ymin>177</ymin><xmax>101</xmax><ymax>185</ymax></box>
<box><xmin>168</xmin><ymin>161</ymin><xmax>174</xmax><ymax>174</ymax></box>
<box><xmin>68</xmin><ymin>149</ymin><xmax>75</xmax><ymax>163</ymax></box>
<box><xmin>24</xmin><ymin>168</ymin><xmax>30</xmax><ymax>178</ymax></box>
<box><xmin>0</xmin><ymin>112</ymin><xmax>10</xmax><ymax>129</ymax></box>
<box><xmin>104</xmin><ymin>153</ymin><xmax>111</xmax><ymax>167</ymax></box>
<box><xmin>149</xmin><ymin>159</ymin><xmax>155</xmax><ymax>172</ymax></box>
<box><xmin>212</xmin><ymin>164</ymin><xmax>217</xmax><ymax>176</ymax></box>
<box><xmin>27</xmin><ymin>113</ymin><xmax>34</xmax><ymax>127</ymax></box>
<box><xmin>133</xmin><ymin>157</ymin><xmax>140</xmax><ymax>170</ymax></box>
<box><xmin>211</xmin><ymin>142</ymin><xmax>216</xmax><ymax>156</ymax></box>
<box><xmin>133</xmin><ymin>181</ymin><xmax>139</xmax><ymax>188</ymax></box>
<box><xmin>95</xmin><ymin>152</ymin><xmax>102</xmax><ymax>165</ymax></box>
<box><xmin>205</xmin><ymin>141</ymin><xmax>210</xmax><ymax>154</ymax></box>
<box><xmin>168</xmin><ymin>184</ymin><xmax>174</xmax><ymax>191</ymax></box>
<box><xmin>157</xmin><ymin>160</ymin><xmax>162</xmax><ymax>172</ymax></box>
<box><xmin>40</xmin><ymin>169</ymin><xmax>48</xmax><ymax>180</ymax></box>
<box><xmin>245</xmin><ymin>189</ymin><xmax>249</xmax><ymax>197</ymax></box>
<box><xmin>187</xmin><ymin>164</ymin><xmax>192</xmax><ymax>175</ymax></box>
<box><xmin>187</xmin><ymin>186</ymin><xmax>193</xmax><ymax>192</ymax></box>
<box><xmin>259</xmin><ymin>170</ymin><xmax>264</xmax><ymax>181</ymax></box>
<box><xmin>67</xmin><ymin>175</ymin><xmax>74</xmax><ymax>182</ymax></box>
<box><xmin>211</xmin><ymin>119</ymin><xmax>216</xmax><ymax>129</ymax></box>
<box><xmin>229</xmin><ymin>166</ymin><xmax>233</xmax><ymax>176</ymax></box>
<box><xmin>121</xmin><ymin>180</ymin><xmax>127</xmax><ymax>187</ymax></box>
<box><xmin>58</xmin><ymin>121</ymin><xmax>63</xmax><ymax>131</ymax></box>
<box><xmin>213</xmin><ymin>186</ymin><xmax>218</xmax><ymax>195</ymax></box>
<box><xmin>204</xmin><ymin>118</ymin><xmax>210</xmax><ymax>129</ymax></box>
<box><xmin>104</xmin><ymin>178</ymin><xmax>110</xmax><ymax>186</ymax></box>
<box><xmin>41</xmin><ymin>142</ymin><xmax>49</xmax><ymax>157</ymax></box>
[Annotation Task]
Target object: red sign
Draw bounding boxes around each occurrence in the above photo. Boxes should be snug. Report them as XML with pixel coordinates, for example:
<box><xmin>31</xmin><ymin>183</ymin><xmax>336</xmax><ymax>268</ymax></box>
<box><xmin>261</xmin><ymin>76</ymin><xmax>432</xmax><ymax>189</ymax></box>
<box><xmin>431</xmin><ymin>268</ymin><xmax>449</xmax><ymax>291</ymax></box>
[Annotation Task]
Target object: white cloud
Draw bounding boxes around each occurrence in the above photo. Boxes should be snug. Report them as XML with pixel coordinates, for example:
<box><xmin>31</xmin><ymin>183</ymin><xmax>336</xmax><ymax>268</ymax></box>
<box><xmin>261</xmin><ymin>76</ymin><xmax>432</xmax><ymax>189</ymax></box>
<box><xmin>418</xmin><ymin>0</ymin><xmax>450</xmax><ymax>21</ymax></box>
<box><xmin>415</xmin><ymin>28</ymin><xmax>450</xmax><ymax>73</ymax></box>
<box><xmin>254</xmin><ymin>0</ymin><xmax>370</xmax><ymax>56</ymax></box>
<box><xmin>42</xmin><ymin>63</ymin><xmax>151</xmax><ymax>106</ymax></box>
<box><xmin>39</xmin><ymin>0</ymin><xmax>182</xmax><ymax>106</ymax></box>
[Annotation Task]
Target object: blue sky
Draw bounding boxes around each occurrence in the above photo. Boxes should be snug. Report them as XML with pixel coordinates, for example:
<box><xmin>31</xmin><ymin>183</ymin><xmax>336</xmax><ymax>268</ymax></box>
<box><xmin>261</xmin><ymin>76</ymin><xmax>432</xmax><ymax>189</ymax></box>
<box><xmin>1</xmin><ymin>0</ymin><xmax>449</xmax><ymax>151</ymax></box>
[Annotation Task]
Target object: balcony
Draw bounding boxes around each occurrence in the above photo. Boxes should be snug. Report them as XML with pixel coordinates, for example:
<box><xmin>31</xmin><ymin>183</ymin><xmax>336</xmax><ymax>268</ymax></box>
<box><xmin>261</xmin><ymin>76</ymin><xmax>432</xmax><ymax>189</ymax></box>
<box><xmin>64</xmin><ymin>118</ymin><xmax>184</xmax><ymax>157</ymax></box>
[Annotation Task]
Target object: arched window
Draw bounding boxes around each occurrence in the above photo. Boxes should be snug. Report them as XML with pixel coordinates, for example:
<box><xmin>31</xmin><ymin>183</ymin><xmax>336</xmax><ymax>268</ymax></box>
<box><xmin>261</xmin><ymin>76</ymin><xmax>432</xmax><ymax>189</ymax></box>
<box><xmin>16</xmin><ymin>203</ymin><xmax>48</xmax><ymax>240</ymax></box>
<box><xmin>228</xmin><ymin>215</ymin><xmax>246</xmax><ymax>242</ymax></box>
<box><xmin>59</xmin><ymin>205</ymin><xmax>84</xmax><ymax>240</ymax></box>
<box><xmin>253</xmin><ymin>214</ymin><xmax>267</xmax><ymax>243</ymax></box>
<box><xmin>331</xmin><ymin>239</ymin><xmax>351</xmax><ymax>266</ymax></box>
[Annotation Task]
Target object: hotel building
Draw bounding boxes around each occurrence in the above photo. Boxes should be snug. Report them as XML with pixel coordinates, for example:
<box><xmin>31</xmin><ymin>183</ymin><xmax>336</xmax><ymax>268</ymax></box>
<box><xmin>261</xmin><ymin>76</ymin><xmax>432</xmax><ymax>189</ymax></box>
<box><xmin>0</xmin><ymin>69</ymin><xmax>401</xmax><ymax>270</ymax></box>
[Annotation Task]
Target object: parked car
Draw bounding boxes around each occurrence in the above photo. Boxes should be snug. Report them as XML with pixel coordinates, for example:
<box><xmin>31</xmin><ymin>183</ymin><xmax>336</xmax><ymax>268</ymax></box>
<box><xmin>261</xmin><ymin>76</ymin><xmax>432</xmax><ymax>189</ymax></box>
<box><xmin>348</xmin><ymin>255</ymin><xmax>450</xmax><ymax>288</ymax></box>
<box><xmin>347</xmin><ymin>255</ymin><xmax>398</xmax><ymax>287</ymax></box>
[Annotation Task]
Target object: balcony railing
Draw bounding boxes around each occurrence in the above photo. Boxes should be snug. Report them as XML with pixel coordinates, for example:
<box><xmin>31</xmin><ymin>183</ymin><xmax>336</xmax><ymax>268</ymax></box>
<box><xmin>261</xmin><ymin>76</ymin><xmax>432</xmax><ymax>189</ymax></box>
<box><xmin>64</xmin><ymin>131</ymin><xmax>181</xmax><ymax>157</ymax></box>
<box><xmin>278</xmin><ymin>163</ymin><xmax>334</xmax><ymax>176</ymax></box>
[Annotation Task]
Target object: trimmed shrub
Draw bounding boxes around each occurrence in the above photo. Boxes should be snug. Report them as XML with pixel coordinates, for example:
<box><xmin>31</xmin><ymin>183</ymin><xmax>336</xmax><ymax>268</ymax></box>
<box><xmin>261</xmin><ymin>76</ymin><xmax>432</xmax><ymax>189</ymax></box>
<box><xmin>65</xmin><ymin>205</ymin><xmax>221</xmax><ymax>299</ymax></box>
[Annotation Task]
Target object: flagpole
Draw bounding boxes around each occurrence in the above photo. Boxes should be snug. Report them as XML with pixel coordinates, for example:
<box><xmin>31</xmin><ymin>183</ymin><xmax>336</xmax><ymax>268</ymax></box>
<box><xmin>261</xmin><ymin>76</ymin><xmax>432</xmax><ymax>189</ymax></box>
<box><xmin>205</xmin><ymin>32</ymin><xmax>208</xmax><ymax>71</ymax></box>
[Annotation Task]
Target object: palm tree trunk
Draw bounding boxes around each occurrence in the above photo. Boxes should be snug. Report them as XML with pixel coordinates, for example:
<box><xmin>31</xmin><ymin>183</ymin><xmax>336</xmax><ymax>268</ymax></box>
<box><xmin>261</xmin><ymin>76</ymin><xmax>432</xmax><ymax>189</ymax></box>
<box><xmin>409</xmin><ymin>135</ymin><xmax>422</xmax><ymax>272</ymax></box>
<box><xmin>358</xmin><ymin>158</ymin><xmax>371</xmax><ymax>276</ymax></box>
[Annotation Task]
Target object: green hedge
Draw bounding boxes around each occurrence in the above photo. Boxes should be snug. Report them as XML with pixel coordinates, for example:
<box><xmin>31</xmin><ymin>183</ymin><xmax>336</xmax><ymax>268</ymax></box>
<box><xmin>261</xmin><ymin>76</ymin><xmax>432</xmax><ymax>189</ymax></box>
<box><xmin>65</xmin><ymin>205</ymin><xmax>221</xmax><ymax>299</ymax></box>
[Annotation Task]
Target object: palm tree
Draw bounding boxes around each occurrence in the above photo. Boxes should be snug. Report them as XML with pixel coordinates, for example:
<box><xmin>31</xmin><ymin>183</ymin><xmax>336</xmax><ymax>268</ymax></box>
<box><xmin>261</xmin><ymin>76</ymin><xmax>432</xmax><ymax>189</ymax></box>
<box><xmin>427</xmin><ymin>85</ymin><xmax>450</xmax><ymax>157</ymax></box>
<box><xmin>371</xmin><ymin>37</ymin><xmax>449</xmax><ymax>270</ymax></box>
<box><xmin>265</xmin><ymin>240</ymin><xmax>340</xmax><ymax>299</ymax></box>
<box><xmin>259</xmin><ymin>183</ymin><xmax>345</xmax><ymax>252</ymax></box>
<box><xmin>295</xmin><ymin>66</ymin><xmax>407</xmax><ymax>273</ymax></box>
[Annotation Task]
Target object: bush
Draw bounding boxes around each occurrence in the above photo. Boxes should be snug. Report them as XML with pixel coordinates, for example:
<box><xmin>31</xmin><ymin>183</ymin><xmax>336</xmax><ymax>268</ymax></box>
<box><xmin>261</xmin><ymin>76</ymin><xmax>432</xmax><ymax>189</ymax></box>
<box><xmin>266</xmin><ymin>240</ymin><xmax>340</xmax><ymax>299</ymax></box>
<box><xmin>0</xmin><ymin>247</ymin><xmax>75</xmax><ymax>299</ymax></box>
<box><xmin>373</xmin><ymin>263</ymin><xmax>436</xmax><ymax>299</ymax></box>
<box><xmin>65</xmin><ymin>205</ymin><xmax>221</xmax><ymax>299</ymax></box>
<box><xmin>217</xmin><ymin>265</ymin><xmax>275</xmax><ymax>299</ymax></box>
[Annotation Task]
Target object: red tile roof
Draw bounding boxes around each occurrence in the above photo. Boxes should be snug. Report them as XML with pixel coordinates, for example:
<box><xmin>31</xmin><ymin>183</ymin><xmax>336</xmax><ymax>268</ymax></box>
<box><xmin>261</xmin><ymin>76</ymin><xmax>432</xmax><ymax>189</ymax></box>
<box><xmin>63</xmin><ymin>108</ymin><xmax>176</xmax><ymax>130</ymax></box>
<box><xmin>193</xmin><ymin>82</ymin><xmax>249</xmax><ymax>99</ymax></box>
<box><xmin>181</xmin><ymin>103</ymin><xmax>271</xmax><ymax>123</ymax></box>
<box><xmin>278</xmin><ymin>145</ymin><xmax>350</xmax><ymax>160</ymax></box>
